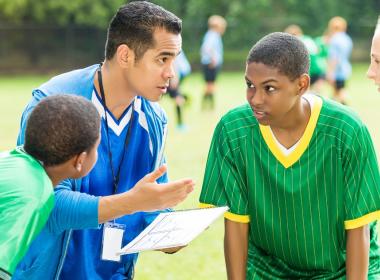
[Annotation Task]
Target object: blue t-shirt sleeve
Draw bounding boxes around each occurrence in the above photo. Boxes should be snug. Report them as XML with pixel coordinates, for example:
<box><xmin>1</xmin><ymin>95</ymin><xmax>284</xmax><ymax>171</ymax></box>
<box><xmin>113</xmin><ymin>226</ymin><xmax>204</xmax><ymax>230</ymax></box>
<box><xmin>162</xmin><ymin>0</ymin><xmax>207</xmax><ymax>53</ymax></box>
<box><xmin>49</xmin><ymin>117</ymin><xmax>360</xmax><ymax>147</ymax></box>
<box><xmin>47</xmin><ymin>180</ymin><xmax>100</xmax><ymax>234</ymax></box>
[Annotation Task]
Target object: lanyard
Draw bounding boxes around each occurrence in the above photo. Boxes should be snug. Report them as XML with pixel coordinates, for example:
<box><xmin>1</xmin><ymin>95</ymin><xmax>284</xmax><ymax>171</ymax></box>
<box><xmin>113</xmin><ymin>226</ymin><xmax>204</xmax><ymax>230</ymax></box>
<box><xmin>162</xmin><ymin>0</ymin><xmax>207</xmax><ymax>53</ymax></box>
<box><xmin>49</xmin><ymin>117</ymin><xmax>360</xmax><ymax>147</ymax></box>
<box><xmin>97</xmin><ymin>65</ymin><xmax>134</xmax><ymax>194</ymax></box>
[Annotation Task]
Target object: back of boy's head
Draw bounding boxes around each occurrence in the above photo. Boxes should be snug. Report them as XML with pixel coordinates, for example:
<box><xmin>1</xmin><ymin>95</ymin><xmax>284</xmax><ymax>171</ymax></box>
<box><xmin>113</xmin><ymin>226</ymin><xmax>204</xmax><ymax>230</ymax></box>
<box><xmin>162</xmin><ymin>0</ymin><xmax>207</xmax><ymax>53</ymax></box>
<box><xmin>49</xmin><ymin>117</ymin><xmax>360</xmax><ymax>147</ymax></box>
<box><xmin>105</xmin><ymin>1</ymin><xmax>182</xmax><ymax>61</ymax></box>
<box><xmin>24</xmin><ymin>95</ymin><xmax>100</xmax><ymax>167</ymax></box>
<box><xmin>247</xmin><ymin>32</ymin><xmax>309</xmax><ymax>81</ymax></box>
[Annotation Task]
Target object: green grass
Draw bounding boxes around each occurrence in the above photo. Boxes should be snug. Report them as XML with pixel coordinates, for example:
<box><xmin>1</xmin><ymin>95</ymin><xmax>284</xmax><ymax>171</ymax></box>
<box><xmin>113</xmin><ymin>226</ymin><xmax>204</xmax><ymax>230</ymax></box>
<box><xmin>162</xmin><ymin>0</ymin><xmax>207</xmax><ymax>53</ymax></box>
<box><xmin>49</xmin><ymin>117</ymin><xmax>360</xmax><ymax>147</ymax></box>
<box><xmin>0</xmin><ymin>64</ymin><xmax>379</xmax><ymax>279</ymax></box>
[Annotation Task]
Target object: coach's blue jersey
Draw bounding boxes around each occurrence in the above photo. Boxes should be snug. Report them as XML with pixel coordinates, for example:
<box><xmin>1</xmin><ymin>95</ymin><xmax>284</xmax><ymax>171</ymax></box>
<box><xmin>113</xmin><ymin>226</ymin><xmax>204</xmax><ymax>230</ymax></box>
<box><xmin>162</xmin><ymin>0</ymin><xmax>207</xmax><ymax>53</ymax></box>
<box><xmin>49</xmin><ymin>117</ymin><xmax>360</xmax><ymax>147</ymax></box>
<box><xmin>60</xmin><ymin>90</ymin><xmax>168</xmax><ymax>280</ymax></box>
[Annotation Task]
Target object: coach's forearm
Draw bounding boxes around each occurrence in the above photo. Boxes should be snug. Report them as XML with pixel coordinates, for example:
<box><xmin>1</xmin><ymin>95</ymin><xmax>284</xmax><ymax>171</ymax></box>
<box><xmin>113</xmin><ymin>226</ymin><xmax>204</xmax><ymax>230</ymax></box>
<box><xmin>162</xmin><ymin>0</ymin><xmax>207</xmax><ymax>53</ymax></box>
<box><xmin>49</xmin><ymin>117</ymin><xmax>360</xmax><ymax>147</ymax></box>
<box><xmin>346</xmin><ymin>225</ymin><xmax>370</xmax><ymax>280</ymax></box>
<box><xmin>98</xmin><ymin>192</ymin><xmax>136</xmax><ymax>224</ymax></box>
<box><xmin>225</xmin><ymin>219</ymin><xmax>249</xmax><ymax>280</ymax></box>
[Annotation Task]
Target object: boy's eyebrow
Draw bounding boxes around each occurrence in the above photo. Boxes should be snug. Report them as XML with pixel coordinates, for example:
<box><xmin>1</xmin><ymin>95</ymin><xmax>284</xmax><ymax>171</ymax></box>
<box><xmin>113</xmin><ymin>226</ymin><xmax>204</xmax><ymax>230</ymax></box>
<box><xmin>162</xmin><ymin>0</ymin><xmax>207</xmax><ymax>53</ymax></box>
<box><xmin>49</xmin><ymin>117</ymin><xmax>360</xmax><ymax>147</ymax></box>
<box><xmin>244</xmin><ymin>76</ymin><xmax>278</xmax><ymax>84</ymax></box>
<box><xmin>261</xmin><ymin>79</ymin><xmax>277</xmax><ymax>84</ymax></box>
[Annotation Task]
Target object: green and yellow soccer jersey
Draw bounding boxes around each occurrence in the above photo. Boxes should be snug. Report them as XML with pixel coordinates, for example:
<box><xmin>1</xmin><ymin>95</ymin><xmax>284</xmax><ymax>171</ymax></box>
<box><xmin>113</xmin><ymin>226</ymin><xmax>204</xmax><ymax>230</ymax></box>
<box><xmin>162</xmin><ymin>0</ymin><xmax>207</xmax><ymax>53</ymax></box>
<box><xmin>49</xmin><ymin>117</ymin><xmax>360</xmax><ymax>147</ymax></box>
<box><xmin>200</xmin><ymin>94</ymin><xmax>380</xmax><ymax>279</ymax></box>
<box><xmin>0</xmin><ymin>147</ymin><xmax>54</xmax><ymax>277</ymax></box>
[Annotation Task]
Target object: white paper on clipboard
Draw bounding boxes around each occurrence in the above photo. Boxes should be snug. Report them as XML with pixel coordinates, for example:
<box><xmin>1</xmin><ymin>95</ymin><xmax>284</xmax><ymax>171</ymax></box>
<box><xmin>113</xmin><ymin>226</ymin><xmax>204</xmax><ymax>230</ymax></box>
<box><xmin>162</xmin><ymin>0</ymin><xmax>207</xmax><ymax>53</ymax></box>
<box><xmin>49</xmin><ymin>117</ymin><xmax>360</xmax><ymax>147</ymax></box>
<box><xmin>117</xmin><ymin>206</ymin><xmax>228</xmax><ymax>255</ymax></box>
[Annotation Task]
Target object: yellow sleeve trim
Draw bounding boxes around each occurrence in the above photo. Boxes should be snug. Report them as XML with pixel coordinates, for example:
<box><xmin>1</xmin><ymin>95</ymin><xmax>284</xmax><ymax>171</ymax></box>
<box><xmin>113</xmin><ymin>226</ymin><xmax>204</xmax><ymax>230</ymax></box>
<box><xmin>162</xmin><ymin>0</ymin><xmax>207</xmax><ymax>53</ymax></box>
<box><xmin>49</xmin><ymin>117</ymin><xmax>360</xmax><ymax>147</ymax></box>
<box><xmin>199</xmin><ymin>203</ymin><xmax>215</xmax><ymax>208</ymax></box>
<box><xmin>224</xmin><ymin>212</ymin><xmax>250</xmax><ymax>223</ymax></box>
<box><xmin>344</xmin><ymin>210</ymin><xmax>380</xmax><ymax>230</ymax></box>
<box><xmin>199</xmin><ymin>203</ymin><xmax>250</xmax><ymax>223</ymax></box>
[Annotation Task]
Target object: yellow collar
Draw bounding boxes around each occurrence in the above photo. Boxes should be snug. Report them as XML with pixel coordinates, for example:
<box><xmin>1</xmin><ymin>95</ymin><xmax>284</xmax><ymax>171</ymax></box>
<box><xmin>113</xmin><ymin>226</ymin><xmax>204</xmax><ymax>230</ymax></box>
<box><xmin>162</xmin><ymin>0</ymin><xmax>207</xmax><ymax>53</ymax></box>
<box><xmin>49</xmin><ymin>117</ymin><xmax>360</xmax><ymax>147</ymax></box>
<box><xmin>259</xmin><ymin>95</ymin><xmax>323</xmax><ymax>168</ymax></box>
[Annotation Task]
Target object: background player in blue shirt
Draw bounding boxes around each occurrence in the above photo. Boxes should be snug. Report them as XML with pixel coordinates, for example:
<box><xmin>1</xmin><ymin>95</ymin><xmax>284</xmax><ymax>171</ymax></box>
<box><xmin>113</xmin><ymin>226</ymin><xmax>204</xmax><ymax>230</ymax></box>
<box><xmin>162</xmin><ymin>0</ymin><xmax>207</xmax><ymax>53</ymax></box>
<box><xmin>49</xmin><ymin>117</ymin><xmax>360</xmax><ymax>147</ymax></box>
<box><xmin>167</xmin><ymin>51</ymin><xmax>191</xmax><ymax>130</ymax></box>
<box><xmin>327</xmin><ymin>16</ymin><xmax>353</xmax><ymax>105</ymax></box>
<box><xmin>13</xmin><ymin>2</ymin><xmax>195</xmax><ymax>280</ymax></box>
<box><xmin>200</xmin><ymin>15</ymin><xmax>227</xmax><ymax>109</ymax></box>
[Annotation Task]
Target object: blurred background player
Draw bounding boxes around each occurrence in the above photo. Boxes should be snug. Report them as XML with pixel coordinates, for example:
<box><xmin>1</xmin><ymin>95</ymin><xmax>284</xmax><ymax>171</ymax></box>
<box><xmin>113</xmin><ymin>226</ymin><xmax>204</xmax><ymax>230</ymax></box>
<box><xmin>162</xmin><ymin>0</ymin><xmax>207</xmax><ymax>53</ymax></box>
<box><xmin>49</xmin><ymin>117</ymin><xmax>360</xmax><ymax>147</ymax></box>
<box><xmin>312</xmin><ymin>30</ymin><xmax>330</xmax><ymax>94</ymax></box>
<box><xmin>284</xmin><ymin>24</ymin><xmax>325</xmax><ymax>93</ymax></box>
<box><xmin>327</xmin><ymin>16</ymin><xmax>353</xmax><ymax>104</ymax></box>
<box><xmin>167</xmin><ymin>51</ymin><xmax>191</xmax><ymax>130</ymax></box>
<box><xmin>200</xmin><ymin>15</ymin><xmax>227</xmax><ymax>110</ymax></box>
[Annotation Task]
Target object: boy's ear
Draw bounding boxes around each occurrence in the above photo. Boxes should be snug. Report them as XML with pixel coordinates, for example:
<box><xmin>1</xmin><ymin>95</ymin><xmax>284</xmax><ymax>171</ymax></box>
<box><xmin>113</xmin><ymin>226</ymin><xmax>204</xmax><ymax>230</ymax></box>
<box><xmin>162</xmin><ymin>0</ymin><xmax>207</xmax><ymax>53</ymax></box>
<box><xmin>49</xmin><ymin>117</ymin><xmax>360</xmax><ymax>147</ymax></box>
<box><xmin>116</xmin><ymin>44</ymin><xmax>135</xmax><ymax>68</ymax></box>
<box><xmin>298</xmin><ymin>73</ymin><xmax>310</xmax><ymax>95</ymax></box>
<box><xmin>73</xmin><ymin>151</ymin><xmax>87</xmax><ymax>173</ymax></box>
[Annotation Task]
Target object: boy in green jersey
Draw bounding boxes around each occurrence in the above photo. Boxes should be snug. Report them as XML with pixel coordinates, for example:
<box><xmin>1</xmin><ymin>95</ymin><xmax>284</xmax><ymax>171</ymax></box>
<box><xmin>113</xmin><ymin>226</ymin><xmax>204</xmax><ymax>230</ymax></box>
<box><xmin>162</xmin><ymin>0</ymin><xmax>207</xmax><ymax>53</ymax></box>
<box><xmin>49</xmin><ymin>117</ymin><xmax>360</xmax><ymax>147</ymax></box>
<box><xmin>200</xmin><ymin>32</ymin><xmax>380</xmax><ymax>279</ymax></box>
<box><xmin>0</xmin><ymin>95</ymin><xmax>101</xmax><ymax>280</ymax></box>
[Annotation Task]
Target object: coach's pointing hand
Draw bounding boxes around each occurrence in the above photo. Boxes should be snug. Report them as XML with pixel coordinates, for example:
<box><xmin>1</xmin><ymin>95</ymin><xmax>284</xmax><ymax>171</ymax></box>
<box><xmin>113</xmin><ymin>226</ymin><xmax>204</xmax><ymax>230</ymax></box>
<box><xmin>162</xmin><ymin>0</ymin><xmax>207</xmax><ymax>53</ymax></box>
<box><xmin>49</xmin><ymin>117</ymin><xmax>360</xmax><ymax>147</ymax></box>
<box><xmin>131</xmin><ymin>164</ymin><xmax>195</xmax><ymax>212</ymax></box>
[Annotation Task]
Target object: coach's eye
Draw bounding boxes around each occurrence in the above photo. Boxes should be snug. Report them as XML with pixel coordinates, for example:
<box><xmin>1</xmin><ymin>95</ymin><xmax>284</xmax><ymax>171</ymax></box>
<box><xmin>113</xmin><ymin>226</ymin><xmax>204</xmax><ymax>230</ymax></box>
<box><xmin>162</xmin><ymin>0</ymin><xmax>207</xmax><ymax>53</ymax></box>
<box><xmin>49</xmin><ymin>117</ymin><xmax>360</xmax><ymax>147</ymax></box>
<box><xmin>157</xmin><ymin>57</ymin><xmax>168</xmax><ymax>65</ymax></box>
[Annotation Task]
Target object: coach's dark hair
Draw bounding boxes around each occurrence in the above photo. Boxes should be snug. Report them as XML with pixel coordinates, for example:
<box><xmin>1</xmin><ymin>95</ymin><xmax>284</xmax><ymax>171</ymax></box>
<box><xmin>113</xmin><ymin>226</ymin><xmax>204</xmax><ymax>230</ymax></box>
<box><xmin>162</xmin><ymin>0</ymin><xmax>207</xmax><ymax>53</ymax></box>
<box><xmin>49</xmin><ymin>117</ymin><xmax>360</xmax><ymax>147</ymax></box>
<box><xmin>105</xmin><ymin>1</ymin><xmax>182</xmax><ymax>61</ymax></box>
<box><xmin>24</xmin><ymin>95</ymin><xmax>100</xmax><ymax>166</ymax></box>
<box><xmin>247</xmin><ymin>32</ymin><xmax>310</xmax><ymax>80</ymax></box>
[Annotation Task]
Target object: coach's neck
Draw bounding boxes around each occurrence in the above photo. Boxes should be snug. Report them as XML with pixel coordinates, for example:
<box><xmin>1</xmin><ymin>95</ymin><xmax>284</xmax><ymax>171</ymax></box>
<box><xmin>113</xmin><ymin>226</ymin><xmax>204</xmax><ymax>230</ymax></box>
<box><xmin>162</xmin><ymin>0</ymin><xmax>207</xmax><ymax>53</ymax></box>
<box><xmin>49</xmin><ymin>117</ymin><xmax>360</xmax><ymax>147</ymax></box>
<box><xmin>94</xmin><ymin>59</ymin><xmax>135</xmax><ymax>119</ymax></box>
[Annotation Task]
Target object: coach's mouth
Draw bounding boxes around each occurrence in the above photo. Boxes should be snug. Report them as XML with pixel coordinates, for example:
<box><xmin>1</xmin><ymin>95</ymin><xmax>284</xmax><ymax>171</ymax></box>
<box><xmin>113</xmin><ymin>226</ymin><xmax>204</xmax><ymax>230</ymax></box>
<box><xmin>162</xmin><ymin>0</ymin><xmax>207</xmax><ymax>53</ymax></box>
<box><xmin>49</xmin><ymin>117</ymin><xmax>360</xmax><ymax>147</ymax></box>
<box><xmin>157</xmin><ymin>86</ymin><xmax>168</xmax><ymax>93</ymax></box>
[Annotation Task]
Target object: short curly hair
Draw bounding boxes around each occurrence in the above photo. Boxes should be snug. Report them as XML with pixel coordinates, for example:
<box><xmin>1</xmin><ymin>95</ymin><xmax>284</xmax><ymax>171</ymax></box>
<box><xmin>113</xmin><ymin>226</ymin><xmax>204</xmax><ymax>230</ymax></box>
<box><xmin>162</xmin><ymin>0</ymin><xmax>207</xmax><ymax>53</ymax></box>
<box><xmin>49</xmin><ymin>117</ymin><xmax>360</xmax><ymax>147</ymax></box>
<box><xmin>24</xmin><ymin>94</ymin><xmax>100</xmax><ymax>166</ymax></box>
<box><xmin>247</xmin><ymin>32</ymin><xmax>310</xmax><ymax>81</ymax></box>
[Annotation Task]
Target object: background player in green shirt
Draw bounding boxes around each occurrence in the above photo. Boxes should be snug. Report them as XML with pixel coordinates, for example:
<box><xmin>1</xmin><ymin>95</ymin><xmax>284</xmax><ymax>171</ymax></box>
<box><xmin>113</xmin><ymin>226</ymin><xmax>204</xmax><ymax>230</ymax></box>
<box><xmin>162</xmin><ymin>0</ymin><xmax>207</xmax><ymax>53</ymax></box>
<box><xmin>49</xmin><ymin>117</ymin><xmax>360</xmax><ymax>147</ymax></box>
<box><xmin>0</xmin><ymin>95</ymin><xmax>101</xmax><ymax>279</ymax></box>
<box><xmin>200</xmin><ymin>32</ymin><xmax>380</xmax><ymax>279</ymax></box>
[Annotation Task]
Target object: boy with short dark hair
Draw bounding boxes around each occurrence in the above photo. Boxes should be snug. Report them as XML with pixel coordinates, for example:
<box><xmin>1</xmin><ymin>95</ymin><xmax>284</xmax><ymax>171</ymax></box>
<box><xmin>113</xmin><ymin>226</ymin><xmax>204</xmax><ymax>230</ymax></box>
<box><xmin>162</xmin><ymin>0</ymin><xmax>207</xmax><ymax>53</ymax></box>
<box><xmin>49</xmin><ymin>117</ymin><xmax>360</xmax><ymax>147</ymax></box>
<box><xmin>0</xmin><ymin>94</ymin><xmax>100</xmax><ymax>280</ymax></box>
<box><xmin>200</xmin><ymin>32</ymin><xmax>380</xmax><ymax>279</ymax></box>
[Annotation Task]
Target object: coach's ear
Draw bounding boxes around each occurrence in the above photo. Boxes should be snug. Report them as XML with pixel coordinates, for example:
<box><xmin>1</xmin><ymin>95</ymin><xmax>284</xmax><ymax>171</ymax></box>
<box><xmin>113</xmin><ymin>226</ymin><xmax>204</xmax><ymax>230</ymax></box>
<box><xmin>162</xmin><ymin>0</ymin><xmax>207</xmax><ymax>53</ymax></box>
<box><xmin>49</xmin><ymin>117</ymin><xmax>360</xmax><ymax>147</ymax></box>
<box><xmin>116</xmin><ymin>44</ymin><xmax>135</xmax><ymax>69</ymax></box>
<box><xmin>297</xmin><ymin>73</ymin><xmax>310</xmax><ymax>95</ymax></box>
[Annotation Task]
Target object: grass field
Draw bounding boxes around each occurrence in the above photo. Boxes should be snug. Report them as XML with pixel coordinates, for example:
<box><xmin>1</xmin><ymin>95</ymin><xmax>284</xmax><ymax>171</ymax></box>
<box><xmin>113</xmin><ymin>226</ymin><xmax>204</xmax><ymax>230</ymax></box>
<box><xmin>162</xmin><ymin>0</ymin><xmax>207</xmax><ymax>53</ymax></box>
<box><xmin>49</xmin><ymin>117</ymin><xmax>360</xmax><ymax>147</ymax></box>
<box><xmin>0</xmin><ymin>64</ymin><xmax>379</xmax><ymax>279</ymax></box>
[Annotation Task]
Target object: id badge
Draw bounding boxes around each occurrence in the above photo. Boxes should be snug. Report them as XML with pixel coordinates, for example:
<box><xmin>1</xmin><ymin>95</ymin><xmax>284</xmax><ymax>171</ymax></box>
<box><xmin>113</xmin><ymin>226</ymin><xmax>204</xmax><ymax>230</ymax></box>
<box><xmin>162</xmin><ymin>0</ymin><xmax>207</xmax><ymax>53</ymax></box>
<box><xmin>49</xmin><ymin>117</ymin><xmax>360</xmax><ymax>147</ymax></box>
<box><xmin>101</xmin><ymin>222</ymin><xmax>126</xmax><ymax>262</ymax></box>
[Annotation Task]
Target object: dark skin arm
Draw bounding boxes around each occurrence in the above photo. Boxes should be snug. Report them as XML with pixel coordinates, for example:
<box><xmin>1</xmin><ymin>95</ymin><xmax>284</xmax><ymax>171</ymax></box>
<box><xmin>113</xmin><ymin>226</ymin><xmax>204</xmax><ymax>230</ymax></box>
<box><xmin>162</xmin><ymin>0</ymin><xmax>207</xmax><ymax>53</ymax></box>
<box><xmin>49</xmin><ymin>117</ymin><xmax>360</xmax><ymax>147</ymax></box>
<box><xmin>225</xmin><ymin>219</ymin><xmax>249</xmax><ymax>280</ymax></box>
<box><xmin>346</xmin><ymin>225</ymin><xmax>370</xmax><ymax>280</ymax></box>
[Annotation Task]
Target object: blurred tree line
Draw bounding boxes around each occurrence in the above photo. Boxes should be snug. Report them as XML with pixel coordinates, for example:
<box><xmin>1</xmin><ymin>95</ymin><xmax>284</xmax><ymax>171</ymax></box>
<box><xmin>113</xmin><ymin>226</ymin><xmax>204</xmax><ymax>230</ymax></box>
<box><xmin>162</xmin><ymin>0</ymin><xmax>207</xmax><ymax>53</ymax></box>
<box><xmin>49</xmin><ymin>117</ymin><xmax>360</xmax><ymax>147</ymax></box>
<box><xmin>0</xmin><ymin>0</ymin><xmax>379</xmax><ymax>73</ymax></box>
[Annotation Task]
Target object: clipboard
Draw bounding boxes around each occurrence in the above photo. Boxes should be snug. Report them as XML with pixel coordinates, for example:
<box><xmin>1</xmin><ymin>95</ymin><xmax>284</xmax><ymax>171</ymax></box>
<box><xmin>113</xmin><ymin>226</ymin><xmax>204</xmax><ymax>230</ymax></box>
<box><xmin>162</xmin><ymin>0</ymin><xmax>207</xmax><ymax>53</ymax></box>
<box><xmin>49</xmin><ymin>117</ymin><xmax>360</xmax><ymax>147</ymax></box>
<box><xmin>117</xmin><ymin>206</ymin><xmax>228</xmax><ymax>255</ymax></box>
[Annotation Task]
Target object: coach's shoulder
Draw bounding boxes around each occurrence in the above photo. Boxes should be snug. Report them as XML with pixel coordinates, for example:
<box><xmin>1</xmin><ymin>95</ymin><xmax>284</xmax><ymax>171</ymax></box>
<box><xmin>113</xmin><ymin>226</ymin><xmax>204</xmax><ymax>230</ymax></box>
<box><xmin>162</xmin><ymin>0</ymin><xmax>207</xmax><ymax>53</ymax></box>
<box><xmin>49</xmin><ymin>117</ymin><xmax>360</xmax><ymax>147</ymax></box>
<box><xmin>139</xmin><ymin>97</ymin><xmax>168</xmax><ymax>124</ymax></box>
